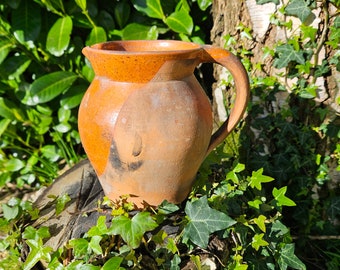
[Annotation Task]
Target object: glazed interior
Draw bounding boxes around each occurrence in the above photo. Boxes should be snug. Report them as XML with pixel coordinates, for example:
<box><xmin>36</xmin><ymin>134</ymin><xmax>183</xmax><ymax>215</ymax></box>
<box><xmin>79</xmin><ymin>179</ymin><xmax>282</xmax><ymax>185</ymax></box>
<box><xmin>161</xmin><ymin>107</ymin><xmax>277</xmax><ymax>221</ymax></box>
<box><xmin>91</xmin><ymin>40</ymin><xmax>201</xmax><ymax>53</ymax></box>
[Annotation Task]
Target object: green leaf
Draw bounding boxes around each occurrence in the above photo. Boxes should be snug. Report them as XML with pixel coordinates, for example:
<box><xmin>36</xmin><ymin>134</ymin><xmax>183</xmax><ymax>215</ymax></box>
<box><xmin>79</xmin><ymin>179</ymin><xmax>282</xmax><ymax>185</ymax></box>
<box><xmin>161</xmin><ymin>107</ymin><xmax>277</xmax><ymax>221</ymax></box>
<box><xmin>68</xmin><ymin>238</ymin><xmax>89</xmax><ymax>258</ymax></box>
<box><xmin>24</xmin><ymin>71</ymin><xmax>77</xmax><ymax>105</ymax></box>
<box><xmin>253</xmin><ymin>215</ymin><xmax>267</xmax><ymax>233</ymax></box>
<box><xmin>75</xmin><ymin>0</ymin><xmax>86</xmax><ymax>10</ymax></box>
<box><xmin>248</xmin><ymin>199</ymin><xmax>262</xmax><ymax>209</ymax></box>
<box><xmin>274</xmin><ymin>44</ymin><xmax>305</xmax><ymax>69</ymax></box>
<box><xmin>272</xmin><ymin>186</ymin><xmax>296</xmax><ymax>207</ymax></box>
<box><xmin>132</xmin><ymin>0</ymin><xmax>164</xmax><ymax>19</ymax></box>
<box><xmin>109</xmin><ymin>211</ymin><xmax>158</xmax><ymax>248</ymax></box>
<box><xmin>0</xmin><ymin>38</ymin><xmax>12</xmax><ymax>64</ymax></box>
<box><xmin>23</xmin><ymin>238</ymin><xmax>52</xmax><ymax>270</ymax></box>
<box><xmin>183</xmin><ymin>196</ymin><xmax>236</xmax><ymax>248</ymax></box>
<box><xmin>46</xmin><ymin>16</ymin><xmax>73</xmax><ymax>57</ymax></box>
<box><xmin>0</xmin><ymin>98</ymin><xmax>17</xmax><ymax>120</ymax></box>
<box><xmin>2</xmin><ymin>204</ymin><xmax>19</xmax><ymax>220</ymax></box>
<box><xmin>0</xmin><ymin>119</ymin><xmax>11</xmax><ymax>137</ymax></box>
<box><xmin>89</xmin><ymin>235</ymin><xmax>103</xmax><ymax>255</ymax></box>
<box><xmin>60</xmin><ymin>84</ymin><xmax>86</xmax><ymax>109</ymax></box>
<box><xmin>23</xmin><ymin>226</ymin><xmax>50</xmax><ymax>241</ymax></box>
<box><xmin>86</xmin><ymin>26</ymin><xmax>107</xmax><ymax>46</ymax></box>
<box><xmin>251</xmin><ymin>233</ymin><xmax>269</xmax><ymax>251</ymax></box>
<box><xmin>102</xmin><ymin>257</ymin><xmax>124</xmax><ymax>270</ymax></box>
<box><xmin>256</xmin><ymin>0</ymin><xmax>280</xmax><ymax>4</ymax></box>
<box><xmin>197</xmin><ymin>0</ymin><xmax>212</xmax><ymax>11</ymax></box>
<box><xmin>0</xmin><ymin>54</ymin><xmax>31</xmax><ymax>80</ymax></box>
<box><xmin>4</xmin><ymin>158</ymin><xmax>25</xmax><ymax>172</ymax></box>
<box><xmin>86</xmin><ymin>215</ymin><xmax>109</xmax><ymax>237</ymax></box>
<box><xmin>165</xmin><ymin>9</ymin><xmax>193</xmax><ymax>35</ymax></box>
<box><xmin>157</xmin><ymin>200</ymin><xmax>180</xmax><ymax>215</ymax></box>
<box><xmin>114</xmin><ymin>1</ymin><xmax>131</xmax><ymax>29</ymax></box>
<box><xmin>327</xmin><ymin>196</ymin><xmax>340</xmax><ymax>220</ymax></box>
<box><xmin>12</xmin><ymin>0</ymin><xmax>41</xmax><ymax>43</ymax></box>
<box><xmin>285</xmin><ymin>0</ymin><xmax>312</xmax><ymax>23</ymax></box>
<box><xmin>122</xmin><ymin>23</ymin><xmax>158</xmax><ymax>40</ymax></box>
<box><xmin>55</xmin><ymin>194</ymin><xmax>71</xmax><ymax>215</ymax></box>
<box><xmin>248</xmin><ymin>168</ymin><xmax>275</xmax><ymax>190</ymax></box>
<box><xmin>278</xmin><ymin>243</ymin><xmax>306</xmax><ymax>270</ymax></box>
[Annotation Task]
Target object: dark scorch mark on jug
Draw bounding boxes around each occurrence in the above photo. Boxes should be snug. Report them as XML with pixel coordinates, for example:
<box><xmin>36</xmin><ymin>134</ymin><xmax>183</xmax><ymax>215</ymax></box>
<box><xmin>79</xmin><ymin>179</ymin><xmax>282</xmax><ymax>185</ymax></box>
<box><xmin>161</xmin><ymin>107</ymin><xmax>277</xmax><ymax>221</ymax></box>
<box><xmin>109</xmin><ymin>139</ymin><xmax>143</xmax><ymax>172</ymax></box>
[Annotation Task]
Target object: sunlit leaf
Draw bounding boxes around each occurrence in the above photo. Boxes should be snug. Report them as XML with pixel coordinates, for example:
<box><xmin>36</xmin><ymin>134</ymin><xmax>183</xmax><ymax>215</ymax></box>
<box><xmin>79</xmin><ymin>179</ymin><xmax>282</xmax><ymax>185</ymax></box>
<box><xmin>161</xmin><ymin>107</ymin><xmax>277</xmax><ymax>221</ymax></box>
<box><xmin>274</xmin><ymin>44</ymin><xmax>305</xmax><ymax>69</ymax></box>
<box><xmin>46</xmin><ymin>16</ymin><xmax>73</xmax><ymax>57</ymax></box>
<box><xmin>23</xmin><ymin>226</ymin><xmax>50</xmax><ymax>241</ymax></box>
<box><xmin>68</xmin><ymin>238</ymin><xmax>89</xmax><ymax>258</ymax></box>
<box><xmin>251</xmin><ymin>233</ymin><xmax>269</xmax><ymax>251</ymax></box>
<box><xmin>285</xmin><ymin>0</ymin><xmax>312</xmax><ymax>23</ymax></box>
<box><xmin>24</xmin><ymin>71</ymin><xmax>77</xmax><ymax>105</ymax></box>
<box><xmin>0</xmin><ymin>38</ymin><xmax>12</xmax><ymax>64</ymax></box>
<box><xmin>86</xmin><ymin>26</ymin><xmax>107</xmax><ymax>46</ymax></box>
<box><xmin>197</xmin><ymin>0</ymin><xmax>212</xmax><ymax>11</ymax></box>
<box><xmin>55</xmin><ymin>194</ymin><xmax>71</xmax><ymax>216</ymax></box>
<box><xmin>109</xmin><ymin>212</ymin><xmax>158</xmax><ymax>248</ymax></box>
<box><xmin>102</xmin><ymin>257</ymin><xmax>124</xmax><ymax>270</ymax></box>
<box><xmin>165</xmin><ymin>9</ymin><xmax>193</xmax><ymax>35</ymax></box>
<box><xmin>248</xmin><ymin>168</ymin><xmax>275</xmax><ymax>190</ymax></box>
<box><xmin>122</xmin><ymin>23</ymin><xmax>158</xmax><ymax>40</ymax></box>
<box><xmin>132</xmin><ymin>0</ymin><xmax>164</xmax><ymax>19</ymax></box>
<box><xmin>272</xmin><ymin>186</ymin><xmax>296</xmax><ymax>207</ymax></box>
<box><xmin>183</xmin><ymin>196</ymin><xmax>236</xmax><ymax>248</ymax></box>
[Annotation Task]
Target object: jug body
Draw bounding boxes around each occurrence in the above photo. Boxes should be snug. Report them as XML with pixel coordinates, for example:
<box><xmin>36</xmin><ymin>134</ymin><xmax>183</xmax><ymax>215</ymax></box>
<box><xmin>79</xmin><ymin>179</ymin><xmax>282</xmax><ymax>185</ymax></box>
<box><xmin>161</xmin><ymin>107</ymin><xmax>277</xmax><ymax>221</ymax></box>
<box><xmin>78</xmin><ymin>40</ymin><xmax>249</xmax><ymax>207</ymax></box>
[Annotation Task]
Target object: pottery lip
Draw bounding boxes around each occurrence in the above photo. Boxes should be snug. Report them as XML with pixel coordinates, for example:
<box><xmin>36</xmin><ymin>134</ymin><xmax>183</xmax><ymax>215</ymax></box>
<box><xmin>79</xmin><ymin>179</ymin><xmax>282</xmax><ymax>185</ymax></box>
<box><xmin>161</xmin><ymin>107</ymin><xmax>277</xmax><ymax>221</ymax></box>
<box><xmin>83</xmin><ymin>40</ymin><xmax>203</xmax><ymax>56</ymax></box>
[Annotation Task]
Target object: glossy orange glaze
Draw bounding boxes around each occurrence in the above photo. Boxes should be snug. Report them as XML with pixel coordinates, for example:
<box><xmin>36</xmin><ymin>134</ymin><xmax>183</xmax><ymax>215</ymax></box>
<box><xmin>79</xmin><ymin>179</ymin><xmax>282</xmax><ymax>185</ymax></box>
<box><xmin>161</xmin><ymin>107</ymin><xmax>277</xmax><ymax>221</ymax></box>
<box><xmin>78</xmin><ymin>40</ymin><xmax>249</xmax><ymax>208</ymax></box>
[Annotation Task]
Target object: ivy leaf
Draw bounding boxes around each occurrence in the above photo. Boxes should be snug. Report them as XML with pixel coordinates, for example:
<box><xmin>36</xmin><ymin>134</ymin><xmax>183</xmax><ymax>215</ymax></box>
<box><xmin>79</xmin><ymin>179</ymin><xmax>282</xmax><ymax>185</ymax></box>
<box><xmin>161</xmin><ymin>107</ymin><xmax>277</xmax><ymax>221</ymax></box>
<box><xmin>256</xmin><ymin>0</ymin><xmax>280</xmax><ymax>4</ymax></box>
<box><xmin>2</xmin><ymin>204</ymin><xmax>19</xmax><ymax>220</ymax></box>
<box><xmin>55</xmin><ymin>194</ymin><xmax>71</xmax><ymax>216</ymax></box>
<box><xmin>68</xmin><ymin>238</ymin><xmax>89</xmax><ymax>258</ymax></box>
<box><xmin>102</xmin><ymin>257</ymin><xmax>124</xmax><ymax>270</ymax></box>
<box><xmin>24</xmin><ymin>71</ymin><xmax>77</xmax><ymax>106</ymax></box>
<box><xmin>272</xmin><ymin>186</ymin><xmax>296</xmax><ymax>207</ymax></box>
<box><xmin>86</xmin><ymin>215</ymin><xmax>109</xmax><ymax>237</ymax></box>
<box><xmin>248</xmin><ymin>168</ymin><xmax>275</xmax><ymax>190</ymax></box>
<box><xmin>23</xmin><ymin>239</ymin><xmax>52</xmax><ymax>270</ymax></box>
<box><xmin>251</xmin><ymin>233</ymin><xmax>269</xmax><ymax>251</ymax></box>
<box><xmin>109</xmin><ymin>212</ymin><xmax>158</xmax><ymax>248</ymax></box>
<box><xmin>278</xmin><ymin>243</ymin><xmax>306</xmax><ymax>270</ymax></box>
<box><xmin>46</xmin><ymin>16</ymin><xmax>73</xmax><ymax>57</ymax></box>
<box><xmin>253</xmin><ymin>215</ymin><xmax>267</xmax><ymax>233</ymax></box>
<box><xmin>132</xmin><ymin>0</ymin><xmax>164</xmax><ymax>19</ymax></box>
<box><xmin>327</xmin><ymin>196</ymin><xmax>340</xmax><ymax>220</ymax></box>
<box><xmin>183</xmin><ymin>196</ymin><xmax>236</xmax><ymax>248</ymax></box>
<box><xmin>165</xmin><ymin>9</ymin><xmax>193</xmax><ymax>35</ymax></box>
<box><xmin>89</xmin><ymin>235</ymin><xmax>103</xmax><ymax>255</ymax></box>
<box><xmin>23</xmin><ymin>226</ymin><xmax>50</xmax><ymax>241</ymax></box>
<box><xmin>274</xmin><ymin>44</ymin><xmax>305</xmax><ymax>69</ymax></box>
<box><xmin>285</xmin><ymin>0</ymin><xmax>312</xmax><ymax>23</ymax></box>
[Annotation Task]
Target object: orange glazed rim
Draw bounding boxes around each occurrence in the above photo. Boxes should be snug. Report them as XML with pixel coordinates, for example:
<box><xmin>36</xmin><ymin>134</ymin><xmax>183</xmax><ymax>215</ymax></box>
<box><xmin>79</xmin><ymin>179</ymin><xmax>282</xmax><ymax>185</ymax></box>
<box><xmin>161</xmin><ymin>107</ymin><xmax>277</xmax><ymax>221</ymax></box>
<box><xmin>86</xmin><ymin>40</ymin><xmax>203</xmax><ymax>55</ymax></box>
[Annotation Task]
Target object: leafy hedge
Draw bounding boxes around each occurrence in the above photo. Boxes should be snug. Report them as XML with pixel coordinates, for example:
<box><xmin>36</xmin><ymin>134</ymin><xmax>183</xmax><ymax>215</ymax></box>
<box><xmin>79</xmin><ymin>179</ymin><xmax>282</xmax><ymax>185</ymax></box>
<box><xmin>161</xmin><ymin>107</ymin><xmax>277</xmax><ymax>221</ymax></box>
<box><xmin>0</xmin><ymin>0</ymin><xmax>339</xmax><ymax>269</ymax></box>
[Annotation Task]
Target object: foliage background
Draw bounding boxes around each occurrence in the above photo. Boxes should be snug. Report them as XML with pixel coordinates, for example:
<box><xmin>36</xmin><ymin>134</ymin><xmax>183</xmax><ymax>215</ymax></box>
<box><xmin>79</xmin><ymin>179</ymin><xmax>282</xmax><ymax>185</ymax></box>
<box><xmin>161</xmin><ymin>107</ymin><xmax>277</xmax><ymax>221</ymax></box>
<box><xmin>0</xmin><ymin>0</ymin><xmax>339</xmax><ymax>269</ymax></box>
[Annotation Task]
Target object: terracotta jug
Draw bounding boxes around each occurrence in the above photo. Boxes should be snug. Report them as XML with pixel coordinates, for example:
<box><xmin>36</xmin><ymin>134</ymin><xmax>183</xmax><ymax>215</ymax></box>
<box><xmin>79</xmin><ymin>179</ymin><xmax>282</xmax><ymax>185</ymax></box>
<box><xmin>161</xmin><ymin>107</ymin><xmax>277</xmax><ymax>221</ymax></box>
<box><xmin>78</xmin><ymin>40</ymin><xmax>249</xmax><ymax>208</ymax></box>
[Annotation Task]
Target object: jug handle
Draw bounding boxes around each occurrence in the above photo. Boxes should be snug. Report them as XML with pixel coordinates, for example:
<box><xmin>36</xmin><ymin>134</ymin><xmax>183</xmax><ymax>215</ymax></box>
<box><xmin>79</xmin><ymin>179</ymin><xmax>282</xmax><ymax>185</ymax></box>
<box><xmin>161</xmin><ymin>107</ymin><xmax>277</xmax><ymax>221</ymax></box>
<box><xmin>200</xmin><ymin>45</ymin><xmax>250</xmax><ymax>155</ymax></box>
